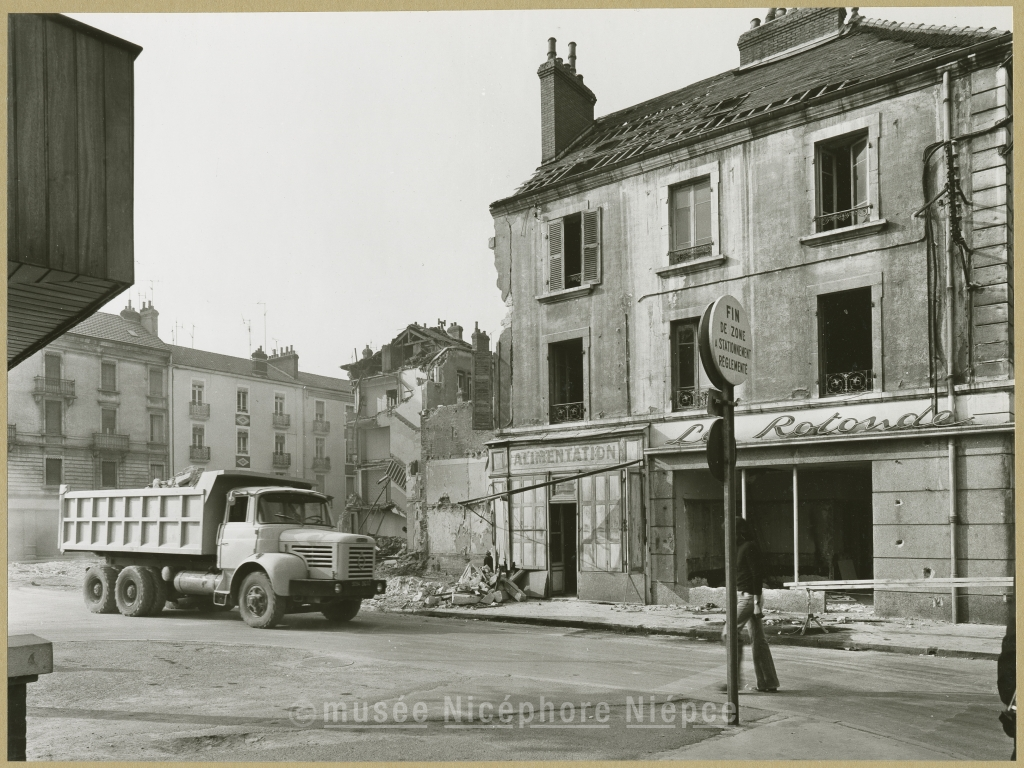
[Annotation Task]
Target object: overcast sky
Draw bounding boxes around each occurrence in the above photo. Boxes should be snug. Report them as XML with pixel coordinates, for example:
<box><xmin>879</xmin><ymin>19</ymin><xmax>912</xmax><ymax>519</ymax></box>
<box><xmin>72</xmin><ymin>6</ymin><xmax>1013</xmax><ymax>379</ymax></box>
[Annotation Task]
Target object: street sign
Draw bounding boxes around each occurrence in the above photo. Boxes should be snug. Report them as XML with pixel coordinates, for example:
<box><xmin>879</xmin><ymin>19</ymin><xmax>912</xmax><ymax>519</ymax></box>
<box><xmin>698</xmin><ymin>295</ymin><xmax>752</xmax><ymax>388</ymax></box>
<box><xmin>706</xmin><ymin>419</ymin><xmax>724</xmax><ymax>482</ymax></box>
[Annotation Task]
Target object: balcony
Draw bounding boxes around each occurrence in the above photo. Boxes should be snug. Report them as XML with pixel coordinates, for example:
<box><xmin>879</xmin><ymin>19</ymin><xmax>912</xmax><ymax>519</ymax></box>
<box><xmin>549</xmin><ymin>402</ymin><xmax>585</xmax><ymax>424</ymax></box>
<box><xmin>312</xmin><ymin>456</ymin><xmax>331</xmax><ymax>473</ymax></box>
<box><xmin>33</xmin><ymin>377</ymin><xmax>75</xmax><ymax>401</ymax></box>
<box><xmin>312</xmin><ymin>419</ymin><xmax>330</xmax><ymax>434</ymax></box>
<box><xmin>93</xmin><ymin>433</ymin><xmax>129</xmax><ymax>452</ymax></box>
<box><xmin>673</xmin><ymin>387</ymin><xmax>710</xmax><ymax>412</ymax></box>
<box><xmin>273</xmin><ymin>413</ymin><xmax>291</xmax><ymax>428</ymax></box>
<box><xmin>273</xmin><ymin>452</ymin><xmax>291</xmax><ymax>469</ymax></box>
<box><xmin>823</xmin><ymin>370</ymin><xmax>873</xmax><ymax>397</ymax></box>
<box><xmin>189</xmin><ymin>402</ymin><xmax>210</xmax><ymax>419</ymax></box>
<box><xmin>189</xmin><ymin>445</ymin><xmax>211</xmax><ymax>462</ymax></box>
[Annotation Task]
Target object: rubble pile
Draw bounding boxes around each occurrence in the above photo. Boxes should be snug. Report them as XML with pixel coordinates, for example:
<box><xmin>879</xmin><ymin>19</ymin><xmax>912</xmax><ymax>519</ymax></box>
<box><xmin>414</xmin><ymin>564</ymin><xmax>528</xmax><ymax>609</ymax></box>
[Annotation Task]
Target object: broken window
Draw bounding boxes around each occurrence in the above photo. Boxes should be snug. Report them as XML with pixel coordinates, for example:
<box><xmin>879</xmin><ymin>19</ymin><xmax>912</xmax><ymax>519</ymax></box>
<box><xmin>547</xmin><ymin>209</ymin><xmax>602</xmax><ymax>293</ymax></box>
<box><xmin>548</xmin><ymin>338</ymin><xmax>585</xmax><ymax>424</ymax></box>
<box><xmin>816</xmin><ymin>131</ymin><xmax>869</xmax><ymax>231</ymax></box>
<box><xmin>579</xmin><ymin>471</ymin><xmax>624</xmax><ymax>573</ymax></box>
<box><xmin>670</xmin><ymin>177</ymin><xmax>712</xmax><ymax>256</ymax></box>
<box><xmin>670</xmin><ymin>319</ymin><xmax>703</xmax><ymax>410</ymax></box>
<box><xmin>457</xmin><ymin>370</ymin><xmax>473</xmax><ymax>400</ymax></box>
<box><xmin>385</xmin><ymin>389</ymin><xmax>398</xmax><ymax>408</ymax></box>
<box><xmin>819</xmin><ymin>287</ymin><xmax>873</xmax><ymax>396</ymax></box>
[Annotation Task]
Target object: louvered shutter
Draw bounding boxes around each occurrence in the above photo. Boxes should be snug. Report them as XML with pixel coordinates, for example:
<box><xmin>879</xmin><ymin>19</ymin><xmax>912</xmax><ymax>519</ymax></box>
<box><xmin>548</xmin><ymin>219</ymin><xmax>564</xmax><ymax>292</ymax></box>
<box><xmin>582</xmin><ymin>208</ymin><xmax>601</xmax><ymax>284</ymax></box>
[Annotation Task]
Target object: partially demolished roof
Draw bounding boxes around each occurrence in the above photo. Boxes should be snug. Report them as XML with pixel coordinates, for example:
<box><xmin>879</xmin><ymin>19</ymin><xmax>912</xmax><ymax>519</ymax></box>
<box><xmin>341</xmin><ymin>322</ymin><xmax>472</xmax><ymax>379</ymax></box>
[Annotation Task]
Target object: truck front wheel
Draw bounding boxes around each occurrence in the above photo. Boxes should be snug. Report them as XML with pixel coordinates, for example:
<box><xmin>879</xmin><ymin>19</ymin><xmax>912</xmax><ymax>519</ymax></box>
<box><xmin>322</xmin><ymin>599</ymin><xmax>361</xmax><ymax>623</ymax></box>
<box><xmin>83</xmin><ymin>565</ymin><xmax>119</xmax><ymax>614</ymax></box>
<box><xmin>115</xmin><ymin>566</ymin><xmax>157</xmax><ymax>617</ymax></box>
<box><xmin>238</xmin><ymin>572</ymin><xmax>285</xmax><ymax>629</ymax></box>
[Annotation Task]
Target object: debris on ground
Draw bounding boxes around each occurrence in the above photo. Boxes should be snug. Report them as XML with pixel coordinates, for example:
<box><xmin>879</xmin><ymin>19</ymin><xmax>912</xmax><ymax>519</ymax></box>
<box><xmin>9</xmin><ymin>559</ymin><xmax>100</xmax><ymax>590</ymax></box>
<box><xmin>368</xmin><ymin>564</ymin><xmax>528</xmax><ymax>613</ymax></box>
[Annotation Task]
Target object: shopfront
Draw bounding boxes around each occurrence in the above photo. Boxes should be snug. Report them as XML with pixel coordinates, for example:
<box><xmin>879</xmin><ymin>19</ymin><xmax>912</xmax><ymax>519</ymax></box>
<box><xmin>487</xmin><ymin>428</ymin><xmax>648</xmax><ymax>603</ymax></box>
<box><xmin>646</xmin><ymin>392</ymin><xmax>1014</xmax><ymax>624</ymax></box>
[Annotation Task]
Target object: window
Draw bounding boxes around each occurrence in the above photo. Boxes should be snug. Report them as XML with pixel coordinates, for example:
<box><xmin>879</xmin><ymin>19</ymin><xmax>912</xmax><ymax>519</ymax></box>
<box><xmin>274</xmin><ymin>433</ymin><xmax>286</xmax><ymax>454</ymax></box>
<box><xmin>457</xmin><ymin>370</ymin><xmax>473</xmax><ymax>400</ymax></box>
<box><xmin>101</xmin><ymin>408</ymin><xmax>117</xmax><ymax>435</ymax></box>
<box><xmin>548</xmin><ymin>338</ymin><xmax>585</xmax><ymax>424</ymax></box>
<box><xmin>101</xmin><ymin>461</ymin><xmax>118</xmax><ymax>489</ymax></box>
<box><xmin>101</xmin><ymin>362</ymin><xmax>117</xmax><ymax>391</ymax></box>
<box><xmin>818</xmin><ymin>288</ymin><xmax>873</xmax><ymax>396</ymax></box>
<box><xmin>274</xmin><ymin>393</ymin><xmax>285</xmax><ymax>415</ymax></box>
<box><xmin>149</xmin><ymin>368</ymin><xmax>164</xmax><ymax>397</ymax></box>
<box><xmin>816</xmin><ymin>131</ymin><xmax>869</xmax><ymax>232</ymax></box>
<box><xmin>44</xmin><ymin>458</ymin><xmax>63</xmax><ymax>486</ymax></box>
<box><xmin>191</xmin><ymin>381</ymin><xmax>205</xmax><ymax>405</ymax></box>
<box><xmin>546</xmin><ymin>209</ymin><xmax>601</xmax><ymax>293</ymax></box>
<box><xmin>670</xmin><ymin>319</ymin><xmax>707</xmax><ymax>410</ymax></box>
<box><xmin>315</xmin><ymin>437</ymin><xmax>326</xmax><ymax>459</ymax></box>
<box><xmin>670</xmin><ymin>178</ymin><xmax>712</xmax><ymax>255</ymax></box>
<box><xmin>236</xmin><ymin>388</ymin><xmax>248</xmax><ymax>414</ymax></box>
<box><xmin>44</xmin><ymin>353</ymin><xmax>61</xmax><ymax>380</ymax></box>
<box><xmin>44</xmin><ymin>401</ymin><xmax>62</xmax><ymax>435</ymax></box>
<box><xmin>314</xmin><ymin>400</ymin><xmax>326</xmax><ymax>421</ymax></box>
<box><xmin>149</xmin><ymin>414</ymin><xmax>165</xmax><ymax>443</ymax></box>
<box><xmin>386</xmin><ymin>389</ymin><xmax>398</xmax><ymax>408</ymax></box>
<box><xmin>192</xmin><ymin>425</ymin><xmax>205</xmax><ymax>448</ymax></box>
<box><xmin>237</xmin><ymin>430</ymin><xmax>249</xmax><ymax>455</ymax></box>
<box><xmin>149</xmin><ymin>464</ymin><xmax>164</xmax><ymax>482</ymax></box>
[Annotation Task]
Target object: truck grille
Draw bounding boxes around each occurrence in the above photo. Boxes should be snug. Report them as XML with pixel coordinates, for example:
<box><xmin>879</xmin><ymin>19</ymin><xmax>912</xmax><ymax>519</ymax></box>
<box><xmin>289</xmin><ymin>543</ymin><xmax>334</xmax><ymax>569</ymax></box>
<box><xmin>347</xmin><ymin>545</ymin><xmax>374</xmax><ymax>578</ymax></box>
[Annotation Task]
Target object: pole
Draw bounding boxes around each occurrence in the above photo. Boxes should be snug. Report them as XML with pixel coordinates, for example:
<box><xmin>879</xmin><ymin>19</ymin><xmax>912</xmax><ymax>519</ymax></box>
<box><xmin>722</xmin><ymin>383</ymin><xmax>739</xmax><ymax>724</ymax></box>
<box><xmin>740</xmin><ymin>469</ymin><xmax>747</xmax><ymax>520</ymax></box>
<box><xmin>792</xmin><ymin>468</ymin><xmax>799</xmax><ymax>585</ymax></box>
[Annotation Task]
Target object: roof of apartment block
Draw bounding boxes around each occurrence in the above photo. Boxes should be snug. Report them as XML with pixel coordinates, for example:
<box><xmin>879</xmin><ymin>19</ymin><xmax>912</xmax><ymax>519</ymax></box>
<box><xmin>170</xmin><ymin>345</ymin><xmax>351</xmax><ymax>393</ymax></box>
<box><xmin>68</xmin><ymin>311</ymin><xmax>169</xmax><ymax>350</ymax></box>
<box><xmin>500</xmin><ymin>13</ymin><xmax>1011</xmax><ymax>203</ymax></box>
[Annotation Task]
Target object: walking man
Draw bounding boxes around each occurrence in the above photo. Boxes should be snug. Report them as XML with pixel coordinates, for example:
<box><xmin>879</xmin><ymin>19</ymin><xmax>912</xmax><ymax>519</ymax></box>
<box><xmin>722</xmin><ymin>517</ymin><xmax>780</xmax><ymax>692</ymax></box>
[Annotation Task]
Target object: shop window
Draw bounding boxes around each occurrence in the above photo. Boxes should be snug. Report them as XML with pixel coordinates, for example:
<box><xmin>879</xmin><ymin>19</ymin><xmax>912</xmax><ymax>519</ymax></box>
<box><xmin>545</xmin><ymin>209</ymin><xmax>601</xmax><ymax>294</ymax></box>
<box><xmin>44</xmin><ymin>401</ymin><xmax>62</xmax><ymax>435</ymax></box>
<box><xmin>149</xmin><ymin>414</ymin><xmax>165</xmax><ymax>443</ymax></box>
<box><xmin>149</xmin><ymin>368</ymin><xmax>164</xmax><ymax>397</ymax></box>
<box><xmin>579</xmin><ymin>472</ymin><xmax>624</xmax><ymax>573</ymax></box>
<box><xmin>44</xmin><ymin>458</ymin><xmax>63</xmax><ymax>487</ymax></box>
<box><xmin>236</xmin><ymin>388</ymin><xmax>248</xmax><ymax>413</ymax></box>
<box><xmin>548</xmin><ymin>338</ymin><xmax>585</xmax><ymax>424</ymax></box>
<box><xmin>818</xmin><ymin>287</ymin><xmax>873</xmax><ymax>396</ymax></box>
<box><xmin>101</xmin><ymin>408</ymin><xmax>117</xmax><ymax>435</ymax></box>
<box><xmin>670</xmin><ymin>178</ymin><xmax>713</xmax><ymax>260</ymax></box>
<box><xmin>815</xmin><ymin>131</ymin><xmax>870</xmax><ymax>232</ymax></box>
<box><xmin>100</xmin><ymin>362</ymin><xmax>117</xmax><ymax>391</ymax></box>
<box><xmin>100</xmin><ymin>460</ymin><xmax>118</xmax><ymax>489</ymax></box>
<box><xmin>670</xmin><ymin>319</ymin><xmax>704</xmax><ymax>411</ymax></box>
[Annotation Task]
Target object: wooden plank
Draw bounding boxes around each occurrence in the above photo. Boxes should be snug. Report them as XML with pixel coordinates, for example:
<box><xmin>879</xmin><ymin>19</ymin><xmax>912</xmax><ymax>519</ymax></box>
<box><xmin>76</xmin><ymin>31</ymin><xmax>106</xmax><ymax>278</ymax></box>
<box><xmin>12</xmin><ymin>14</ymin><xmax>49</xmax><ymax>266</ymax></box>
<box><xmin>103</xmin><ymin>44</ymin><xmax>134</xmax><ymax>283</ymax></box>
<box><xmin>45</xmin><ymin>17</ymin><xmax>79</xmax><ymax>273</ymax></box>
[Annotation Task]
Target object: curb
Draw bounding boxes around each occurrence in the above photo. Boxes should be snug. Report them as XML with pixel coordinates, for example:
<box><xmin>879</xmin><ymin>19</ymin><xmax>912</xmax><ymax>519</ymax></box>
<box><xmin>406</xmin><ymin>609</ymin><xmax>1000</xmax><ymax>661</ymax></box>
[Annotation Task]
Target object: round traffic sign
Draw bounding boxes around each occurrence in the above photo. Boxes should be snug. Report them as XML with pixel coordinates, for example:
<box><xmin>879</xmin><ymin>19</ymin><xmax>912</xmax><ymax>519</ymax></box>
<box><xmin>698</xmin><ymin>295</ymin><xmax>752</xmax><ymax>388</ymax></box>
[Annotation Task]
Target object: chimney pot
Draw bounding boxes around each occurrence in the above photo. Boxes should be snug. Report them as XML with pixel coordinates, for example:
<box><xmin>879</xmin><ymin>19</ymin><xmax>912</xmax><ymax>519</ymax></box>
<box><xmin>547</xmin><ymin>37</ymin><xmax>556</xmax><ymax>60</ymax></box>
<box><xmin>750</xmin><ymin>17</ymin><xmax>761</xmax><ymax>28</ymax></box>
<box><xmin>568</xmin><ymin>41</ymin><xmax>577</xmax><ymax>73</ymax></box>
<box><xmin>538</xmin><ymin>34</ymin><xmax>597</xmax><ymax>163</ymax></box>
<box><xmin>765</xmin><ymin>7</ymin><xmax>776</xmax><ymax>21</ymax></box>
<box><xmin>776</xmin><ymin>7</ymin><xmax>787</xmax><ymax>17</ymax></box>
<box><xmin>447</xmin><ymin>322</ymin><xmax>464</xmax><ymax>342</ymax></box>
<box><xmin>362</xmin><ymin>345</ymin><xmax>373</xmax><ymax>360</ymax></box>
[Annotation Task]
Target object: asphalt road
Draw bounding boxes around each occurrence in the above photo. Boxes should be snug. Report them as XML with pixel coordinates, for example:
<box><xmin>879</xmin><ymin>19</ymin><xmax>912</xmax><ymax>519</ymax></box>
<box><xmin>9</xmin><ymin>583</ymin><xmax>1010</xmax><ymax>761</ymax></box>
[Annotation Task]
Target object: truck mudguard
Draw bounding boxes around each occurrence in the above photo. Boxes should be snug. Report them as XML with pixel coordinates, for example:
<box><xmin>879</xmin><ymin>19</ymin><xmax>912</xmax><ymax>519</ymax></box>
<box><xmin>230</xmin><ymin>553</ymin><xmax>308</xmax><ymax>596</ymax></box>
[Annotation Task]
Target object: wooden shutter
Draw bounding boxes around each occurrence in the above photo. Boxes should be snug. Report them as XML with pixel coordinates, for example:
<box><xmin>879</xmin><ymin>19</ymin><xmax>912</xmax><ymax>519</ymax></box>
<box><xmin>582</xmin><ymin>208</ymin><xmax>601</xmax><ymax>283</ymax></box>
<box><xmin>548</xmin><ymin>219</ymin><xmax>564</xmax><ymax>292</ymax></box>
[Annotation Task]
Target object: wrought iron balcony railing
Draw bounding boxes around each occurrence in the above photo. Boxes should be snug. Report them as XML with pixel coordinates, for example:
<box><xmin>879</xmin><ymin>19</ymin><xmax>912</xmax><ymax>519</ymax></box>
<box><xmin>189</xmin><ymin>402</ymin><xmax>210</xmax><ymax>419</ymax></box>
<box><xmin>549</xmin><ymin>402</ymin><xmax>585</xmax><ymax>424</ymax></box>
<box><xmin>669</xmin><ymin>242</ymin><xmax>713</xmax><ymax>266</ymax></box>
<box><xmin>815</xmin><ymin>204</ymin><xmax>872</xmax><ymax>232</ymax></box>
<box><xmin>823</xmin><ymin>369</ymin><xmax>873</xmax><ymax>396</ymax></box>
<box><xmin>189</xmin><ymin>445</ymin><xmax>211</xmax><ymax>462</ymax></box>
<box><xmin>312</xmin><ymin>456</ymin><xmax>331</xmax><ymax>472</ymax></box>
<box><xmin>273</xmin><ymin>413</ymin><xmax>291</xmax><ymax>428</ymax></box>
<box><xmin>273</xmin><ymin>452</ymin><xmax>291</xmax><ymax>468</ymax></box>
<box><xmin>674</xmin><ymin>387</ymin><xmax>710</xmax><ymax>411</ymax></box>
<box><xmin>34</xmin><ymin>377</ymin><xmax>75</xmax><ymax>398</ymax></box>
<box><xmin>312</xmin><ymin>419</ymin><xmax>330</xmax><ymax>434</ymax></box>
<box><xmin>93</xmin><ymin>433</ymin><xmax>129</xmax><ymax>452</ymax></box>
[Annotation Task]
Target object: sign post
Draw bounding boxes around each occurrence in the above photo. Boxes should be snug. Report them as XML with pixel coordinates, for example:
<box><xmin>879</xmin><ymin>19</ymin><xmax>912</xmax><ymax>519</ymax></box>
<box><xmin>698</xmin><ymin>295</ymin><xmax>752</xmax><ymax>726</ymax></box>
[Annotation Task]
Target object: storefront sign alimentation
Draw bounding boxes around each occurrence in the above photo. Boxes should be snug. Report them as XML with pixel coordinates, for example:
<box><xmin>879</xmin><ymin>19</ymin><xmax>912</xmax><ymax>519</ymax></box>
<box><xmin>510</xmin><ymin>443</ymin><xmax>620</xmax><ymax>469</ymax></box>
<box><xmin>662</xmin><ymin>402</ymin><xmax>971</xmax><ymax>447</ymax></box>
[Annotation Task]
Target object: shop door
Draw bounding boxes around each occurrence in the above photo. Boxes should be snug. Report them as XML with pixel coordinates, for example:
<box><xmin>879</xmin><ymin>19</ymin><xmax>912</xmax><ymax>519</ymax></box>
<box><xmin>548</xmin><ymin>504</ymin><xmax>578</xmax><ymax>596</ymax></box>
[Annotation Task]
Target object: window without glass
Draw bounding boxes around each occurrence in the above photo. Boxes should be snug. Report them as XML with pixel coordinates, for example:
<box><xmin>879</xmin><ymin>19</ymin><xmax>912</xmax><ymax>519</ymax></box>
<box><xmin>816</xmin><ymin>132</ymin><xmax>869</xmax><ymax>231</ymax></box>
<box><xmin>386</xmin><ymin>389</ymin><xmax>398</xmax><ymax>408</ymax></box>
<box><xmin>819</xmin><ymin>287</ymin><xmax>873</xmax><ymax>396</ymax></box>
<box><xmin>191</xmin><ymin>382</ymin><xmax>205</xmax><ymax>405</ymax></box>
<box><xmin>670</xmin><ymin>319</ymin><xmax>702</xmax><ymax>411</ymax></box>
<box><xmin>44</xmin><ymin>458</ymin><xmax>63</xmax><ymax>486</ymax></box>
<box><xmin>547</xmin><ymin>209</ymin><xmax>601</xmax><ymax>292</ymax></box>
<box><xmin>237</xmin><ymin>388</ymin><xmax>248</xmax><ymax>413</ymax></box>
<box><xmin>192</xmin><ymin>425</ymin><xmax>205</xmax><ymax>448</ymax></box>
<box><xmin>274</xmin><ymin>393</ymin><xmax>285</xmax><ymax>415</ymax></box>
<box><xmin>670</xmin><ymin>178</ymin><xmax>712</xmax><ymax>254</ymax></box>
<box><xmin>101</xmin><ymin>461</ymin><xmax>118</xmax><ymax>489</ymax></box>
<box><xmin>149</xmin><ymin>414</ymin><xmax>165</xmax><ymax>443</ymax></box>
<box><xmin>237</xmin><ymin>430</ymin><xmax>249</xmax><ymax>455</ymax></box>
<box><xmin>274</xmin><ymin>433</ymin><xmax>286</xmax><ymax>454</ymax></box>
<box><xmin>149</xmin><ymin>368</ymin><xmax>164</xmax><ymax>397</ymax></box>
<box><xmin>100</xmin><ymin>408</ymin><xmax>116</xmax><ymax>435</ymax></box>
<box><xmin>101</xmin><ymin>362</ymin><xmax>117</xmax><ymax>391</ymax></box>
<box><xmin>548</xmin><ymin>339</ymin><xmax>585</xmax><ymax>424</ymax></box>
<box><xmin>44</xmin><ymin>353</ymin><xmax>61</xmax><ymax>380</ymax></box>
<box><xmin>457</xmin><ymin>370</ymin><xmax>473</xmax><ymax>400</ymax></box>
<box><xmin>44</xmin><ymin>401</ymin><xmax>62</xmax><ymax>435</ymax></box>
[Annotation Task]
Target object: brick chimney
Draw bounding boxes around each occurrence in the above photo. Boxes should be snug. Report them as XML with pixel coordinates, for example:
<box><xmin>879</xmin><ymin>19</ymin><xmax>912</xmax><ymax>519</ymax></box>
<box><xmin>119</xmin><ymin>300</ymin><xmax>141</xmax><ymax>325</ymax></box>
<box><xmin>471</xmin><ymin>322</ymin><xmax>492</xmax><ymax>431</ymax></box>
<box><xmin>140</xmin><ymin>301</ymin><xmax>159</xmax><ymax>338</ymax></box>
<box><xmin>251</xmin><ymin>346</ymin><xmax>268</xmax><ymax>376</ymax></box>
<box><xmin>447</xmin><ymin>322</ymin><xmax>463</xmax><ymax>342</ymax></box>
<box><xmin>738</xmin><ymin>7</ymin><xmax>847</xmax><ymax>67</ymax></box>
<box><xmin>381</xmin><ymin>343</ymin><xmax>393</xmax><ymax>373</ymax></box>
<box><xmin>269</xmin><ymin>345</ymin><xmax>299</xmax><ymax>379</ymax></box>
<box><xmin>538</xmin><ymin>38</ymin><xmax>597</xmax><ymax>163</ymax></box>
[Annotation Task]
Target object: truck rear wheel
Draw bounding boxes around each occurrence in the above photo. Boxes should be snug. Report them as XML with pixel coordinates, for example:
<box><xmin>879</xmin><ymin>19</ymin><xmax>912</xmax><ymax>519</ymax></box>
<box><xmin>322</xmin><ymin>599</ymin><xmax>361</xmax><ymax>623</ymax></box>
<box><xmin>143</xmin><ymin>567</ymin><xmax>169</xmax><ymax>615</ymax></box>
<box><xmin>115</xmin><ymin>566</ymin><xmax>157</xmax><ymax>617</ymax></box>
<box><xmin>238</xmin><ymin>572</ymin><xmax>285</xmax><ymax>629</ymax></box>
<box><xmin>83</xmin><ymin>565</ymin><xmax>119</xmax><ymax>614</ymax></box>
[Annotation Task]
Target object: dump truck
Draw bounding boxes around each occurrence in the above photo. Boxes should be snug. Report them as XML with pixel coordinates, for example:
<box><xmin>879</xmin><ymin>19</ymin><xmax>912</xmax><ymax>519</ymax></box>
<box><xmin>58</xmin><ymin>469</ymin><xmax>387</xmax><ymax>629</ymax></box>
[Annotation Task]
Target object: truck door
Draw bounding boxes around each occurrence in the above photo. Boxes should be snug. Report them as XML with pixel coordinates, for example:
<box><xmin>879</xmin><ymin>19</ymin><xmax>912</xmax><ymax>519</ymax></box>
<box><xmin>218</xmin><ymin>494</ymin><xmax>258</xmax><ymax>569</ymax></box>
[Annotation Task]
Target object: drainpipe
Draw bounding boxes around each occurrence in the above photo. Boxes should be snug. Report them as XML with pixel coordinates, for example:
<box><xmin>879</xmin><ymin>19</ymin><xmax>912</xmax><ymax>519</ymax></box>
<box><xmin>942</xmin><ymin>68</ymin><xmax>959</xmax><ymax>624</ymax></box>
<box><xmin>168</xmin><ymin>364</ymin><xmax>175</xmax><ymax>475</ymax></box>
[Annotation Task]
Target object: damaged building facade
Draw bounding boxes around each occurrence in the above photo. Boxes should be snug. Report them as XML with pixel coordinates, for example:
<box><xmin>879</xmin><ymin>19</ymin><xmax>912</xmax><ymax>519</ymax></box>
<box><xmin>487</xmin><ymin>9</ymin><xmax>1013</xmax><ymax>621</ymax></box>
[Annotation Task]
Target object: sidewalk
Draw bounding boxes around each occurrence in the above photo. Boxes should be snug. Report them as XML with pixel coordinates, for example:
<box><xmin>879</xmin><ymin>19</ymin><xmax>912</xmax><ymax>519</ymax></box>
<box><xmin>382</xmin><ymin>597</ymin><xmax>1007</xmax><ymax>660</ymax></box>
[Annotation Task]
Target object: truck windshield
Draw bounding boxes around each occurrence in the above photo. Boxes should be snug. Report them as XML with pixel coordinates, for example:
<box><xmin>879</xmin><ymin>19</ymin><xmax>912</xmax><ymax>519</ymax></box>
<box><xmin>256</xmin><ymin>493</ymin><xmax>332</xmax><ymax>527</ymax></box>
